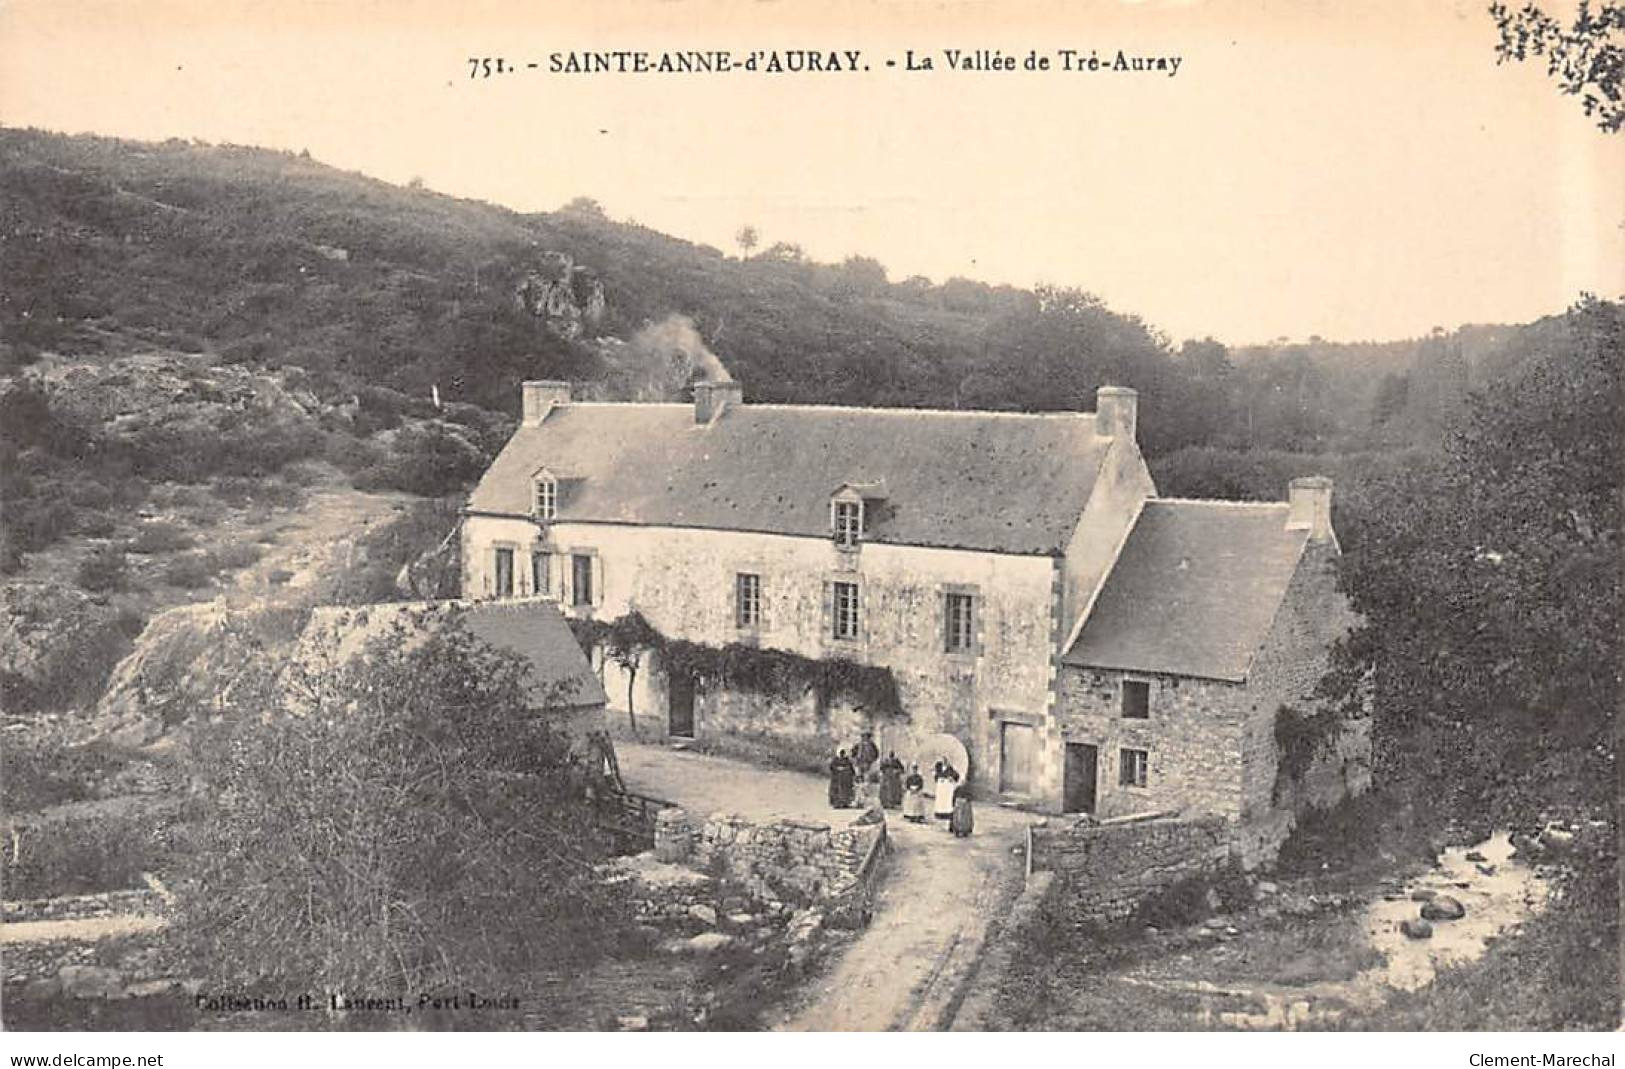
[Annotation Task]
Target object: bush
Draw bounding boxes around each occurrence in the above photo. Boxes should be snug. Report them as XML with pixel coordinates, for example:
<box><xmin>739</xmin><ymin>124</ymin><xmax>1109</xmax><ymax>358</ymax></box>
<box><xmin>350</xmin><ymin>422</ymin><xmax>489</xmax><ymax>497</ymax></box>
<box><xmin>127</xmin><ymin>521</ymin><xmax>195</xmax><ymax>554</ymax></box>
<box><xmin>76</xmin><ymin>543</ymin><xmax>129</xmax><ymax>592</ymax></box>
<box><xmin>329</xmin><ymin>497</ymin><xmax>461</xmax><ymax>605</ymax></box>
<box><xmin>178</xmin><ymin>616</ymin><xmax>635</xmax><ymax>1000</ymax></box>
<box><xmin>162</xmin><ymin>554</ymin><xmax>213</xmax><ymax>589</ymax></box>
<box><xmin>3</xmin><ymin>807</ymin><xmax>181</xmax><ymax>898</ymax></box>
<box><xmin>1275</xmin><ymin>788</ymin><xmax>1444</xmax><ymax>881</ymax></box>
<box><xmin>1131</xmin><ymin>864</ymin><xmax>1253</xmax><ymax>929</ymax></box>
<box><xmin>73</xmin><ymin>512</ymin><xmax>119</xmax><ymax>538</ymax></box>
<box><xmin>205</xmin><ymin>542</ymin><xmax>264</xmax><ymax>573</ymax></box>
<box><xmin>0</xmin><ymin>731</ymin><xmax>132</xmax><ymax>813</ymax></box>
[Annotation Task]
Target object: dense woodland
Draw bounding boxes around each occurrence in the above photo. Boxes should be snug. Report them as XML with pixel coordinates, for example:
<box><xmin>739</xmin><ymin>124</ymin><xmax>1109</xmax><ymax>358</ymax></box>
<box><xmin>0</xmin><ymin>127</ymin><xmax>1617</xmax><ymax>1028</ymax></box>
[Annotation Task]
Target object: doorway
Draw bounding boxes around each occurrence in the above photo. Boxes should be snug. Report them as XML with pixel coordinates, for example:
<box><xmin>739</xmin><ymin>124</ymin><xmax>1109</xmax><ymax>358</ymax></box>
<box><xmin>667</xmin><ymin>670</ymin><xmax>695</xmax><ymax>738</ymax></box>
<box><xmin>1064</xmin><ymin>742</ymin><xmax>1098</xmax><ymax>813</ymax></box>
<box><xmin>999</xmin><ymin>721</ymin><xmax>1037</xmax><ymax>795</ymax></box>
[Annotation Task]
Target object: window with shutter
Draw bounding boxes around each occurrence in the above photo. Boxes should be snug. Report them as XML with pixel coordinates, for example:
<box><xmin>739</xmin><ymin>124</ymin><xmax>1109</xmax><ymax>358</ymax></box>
<box><xmin>945</xmin><ymin>592</ymin><xmax>976</xmax><ymax>653</ymax></box>
<box><xmin>571</xmin><ymin>553</ymin><xmax>593</xmax><ymax>606</ymax></box>
<box><xmin>832</xmin><ymin>580</ymin><xmax>860</xmax><ymax>641</ymax></box>
<box><xmin>493</xmin><ymin>547</ymin><xmax>514</xmax><ymax>598</ymax></box>
<box><xmin>736</xmin><ymin>573</ymin><xmax>762</xmax><ymax>629</ymax></box>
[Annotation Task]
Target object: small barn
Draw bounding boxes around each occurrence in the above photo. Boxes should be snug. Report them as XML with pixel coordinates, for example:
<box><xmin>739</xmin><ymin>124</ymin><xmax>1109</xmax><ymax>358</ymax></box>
<box><xmin>297</xmin><ymin>598</ymin><xmax>608</xmax><ymax>754</ymax></box>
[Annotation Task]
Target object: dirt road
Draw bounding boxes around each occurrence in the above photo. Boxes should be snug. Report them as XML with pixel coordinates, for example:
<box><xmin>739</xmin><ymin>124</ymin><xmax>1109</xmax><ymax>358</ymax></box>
<box><xmin>617</xmin><ymin>742</ymin><xmax>1038</xmax><ymax>1031</ymax></box>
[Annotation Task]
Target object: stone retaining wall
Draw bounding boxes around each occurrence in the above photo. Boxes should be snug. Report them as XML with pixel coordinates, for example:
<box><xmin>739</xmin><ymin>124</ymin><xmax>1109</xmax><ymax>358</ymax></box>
<box><xmin>1028</xmin><ymin>812</ymin><xmax>1231</xmax><ymax>924</ymax></box>
<box><xmin>654</xmin><ymin>806</ymin><xmax>887</xmax><ymax>923</ymax></box>
<box><xmin>2</xmin><ymin>889</ymin><xmax>165</xmax><ymax>923</ymax></box>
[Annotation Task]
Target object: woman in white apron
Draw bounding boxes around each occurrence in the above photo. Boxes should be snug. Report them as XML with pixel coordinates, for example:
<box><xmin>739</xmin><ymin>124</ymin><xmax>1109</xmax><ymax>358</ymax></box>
<box><xmin>933</xmin><ymin>760</ymin><xmax>960</xmax><ymax>823</ymax></box>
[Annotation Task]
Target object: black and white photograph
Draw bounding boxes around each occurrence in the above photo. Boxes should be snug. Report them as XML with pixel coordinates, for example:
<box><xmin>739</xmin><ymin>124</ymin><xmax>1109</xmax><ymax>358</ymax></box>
<box><xmin>0</xmin><ymin>0</ymin><xmax>1619</xmax><ymax>1054</ymax></box>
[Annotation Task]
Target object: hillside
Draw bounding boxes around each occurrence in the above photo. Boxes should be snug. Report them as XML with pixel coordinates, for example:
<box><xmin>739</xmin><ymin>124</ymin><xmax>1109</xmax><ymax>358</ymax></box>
<box><xmin>1</xmin><ymin>127</ymin><xmax>1556</xmax><ymax>428</ymax></box>
<box><xmin>0</xmin><ymin>127</ymin><xmax>1019</xmax><ymax>412</ymax></box>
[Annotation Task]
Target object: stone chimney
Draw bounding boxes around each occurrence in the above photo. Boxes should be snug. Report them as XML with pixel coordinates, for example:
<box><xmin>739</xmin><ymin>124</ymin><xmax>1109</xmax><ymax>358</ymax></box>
<box><xmin>521</xmin><ymin>381</ymin><xmax>571</xmax><ymax>426</ymax></box>
<box><xmin>694</xmin><ymin>380</ymin><xmax>743</xmax><ymax>424</ymax></box>
<box><xmin>1095</xmin><ymin>386</ymin><xmax>1138</xmax><ymax>442</ymax></box>
<box><xmin>1287</xmin><ymin>476</ymin><xmax>1334</xmax><ymax>541</ymax></box>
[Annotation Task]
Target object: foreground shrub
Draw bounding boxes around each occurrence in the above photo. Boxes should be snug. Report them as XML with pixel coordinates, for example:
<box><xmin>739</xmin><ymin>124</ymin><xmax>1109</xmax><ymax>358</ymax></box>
<box><xmin>0</xmin><ymin>730</ymin><xmax>132</xmax><ymax>813</ymax></box>
<box><xmin>4</xmin><ymin>805</ymin><xmax>182</xmax><ymax>898</ymax></box>
<box><xmin>178</xmin><ymin>615</ymin><xmax>634</xmax><ymax>1002</ymax></box>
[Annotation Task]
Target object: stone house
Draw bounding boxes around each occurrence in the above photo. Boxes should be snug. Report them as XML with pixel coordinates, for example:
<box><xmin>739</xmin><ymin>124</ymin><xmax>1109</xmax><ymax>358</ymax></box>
<box><xmin>460</xmin><ymin>379</ymin><xmax>1367</xmax><ymax>839</ymax></box>
<box><xmin>1055</xmin><ymin>486</ymin><xmax>1371</xmax><ymax>860</ymax></box>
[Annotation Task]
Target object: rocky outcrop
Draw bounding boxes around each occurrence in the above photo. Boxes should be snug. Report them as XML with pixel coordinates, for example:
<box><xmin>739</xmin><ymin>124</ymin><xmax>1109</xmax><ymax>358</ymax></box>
<box><xmin>39</xmin><ymin>352</ymin><xmax>323</xmax><ymax>453</ymax></box>
<box><xmin>0</xmin><ymin>582</ymin><xmax>140</xmax><ymax>714</ymax></box>
<box><xmin>93</xmin><ymin>602</ymin><xmax>308</xmax><ymax>746</ymax></box>
<box><xmin>513</xmin><ymin>252</ymin><xmax>606</xmax><ymax>340</ymax></box>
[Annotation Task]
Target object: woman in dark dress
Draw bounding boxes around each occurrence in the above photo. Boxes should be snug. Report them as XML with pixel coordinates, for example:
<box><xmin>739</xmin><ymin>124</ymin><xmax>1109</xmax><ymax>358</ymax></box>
<box><xmin>950</xmin><ymin>782</ymin><xmax>974</xmax><ymax>838</ymax></box>
<box><xmin>902</xmin><ymin>764</ymin><xmax>928</xmax><ymax>823</ymax></box>
<box><xmin>828</xmin><ymin>749</ymin><xmax>856</xmax><ymax>808</ymax></box>
<box><xmin>853</xmin><ymin>731</ymin><xmax>881</xmax><ymax>781</ymax></box>
<box><xmin>878</xmin><ymin>751</ymin><xmax>905</xmax><ymax>809</ymax></box>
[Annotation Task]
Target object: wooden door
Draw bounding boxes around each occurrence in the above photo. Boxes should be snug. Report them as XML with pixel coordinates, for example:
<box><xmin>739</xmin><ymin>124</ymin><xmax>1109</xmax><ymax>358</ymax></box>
<box><xmin>999</xmin><ymin>721</ymin><xmax>1037</xmax><ymax>795</ymax></box>
<box><xmin>667</xmin><ymin>670</ymin><xmax>695</xmax><ymax>738</ymax></box>
<box><xmin>1064</xmin><ymin>743</ymin><xmax>1098</xmax><ymax>813</ymax></box>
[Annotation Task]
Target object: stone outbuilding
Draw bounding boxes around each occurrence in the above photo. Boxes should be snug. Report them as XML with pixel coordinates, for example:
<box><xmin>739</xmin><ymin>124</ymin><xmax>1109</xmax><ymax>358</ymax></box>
<box><xmin>1056</xmin><ymin>480</ymin><xmax>1371</xmax><ymax>861</ymax></box>
<box><xmin>297</xmin><ymin>598</ymin><xmax>609</xmax><ymax>753</ymax></box>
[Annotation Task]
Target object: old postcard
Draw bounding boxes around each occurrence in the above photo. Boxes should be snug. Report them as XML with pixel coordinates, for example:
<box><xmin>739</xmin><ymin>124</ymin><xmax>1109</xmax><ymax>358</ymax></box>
<box><xmin>0</xmin><ymin>0</ymin><xmax>1619</xmax><ymax>1056</ymax></box>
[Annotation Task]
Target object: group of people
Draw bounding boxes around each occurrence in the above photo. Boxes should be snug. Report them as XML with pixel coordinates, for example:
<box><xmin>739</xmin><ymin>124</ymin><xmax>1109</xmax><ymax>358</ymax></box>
<box><xmin>827</xmin><ymin>730</ymin><xmax>973</xmax><ymax>838</ymax></box>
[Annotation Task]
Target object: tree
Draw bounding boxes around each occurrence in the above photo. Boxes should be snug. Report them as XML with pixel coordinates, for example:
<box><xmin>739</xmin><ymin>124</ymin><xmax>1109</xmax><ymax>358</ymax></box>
<box><xmin>561</xmin><ymin>196</ymin><xmax>608</xmax><ymax>218</ymax></box>
<box><xmin>1369</xmin><ymin>370</ymin><xmax>1411</xmax><ymax>428</ymax></box>
<box><xmin>1325</xmin><ymin>297</ymin><xmax>1621</xmax><ymax>826</ymax></box>
<box><xmin>759</xmin><ymin>241</ymin><xmax>806</xmax><ymax>263</ymax></box>
<box><xmin>178</xmin><ymin>612</ymin><xmax>631</xmax><ymax>1006</ymax></box>
<box><xmin>734</xmin><ymin>225</ymin><xmax>759</xmax><ymax>257</ymax></box>
<box><xmin>832</xmin><ymin>255</ymin><xmax>888</xmax><ymax>299</ymax></box>
<box><xmin>604</xmin><ymin>610</ymin><xmax>662</xmax><ymax>736</ymax></box>
<box><xmin>1490</xmin><ymin>1</ymin><xmax>1625</xmax><ymax>132</ymax></box>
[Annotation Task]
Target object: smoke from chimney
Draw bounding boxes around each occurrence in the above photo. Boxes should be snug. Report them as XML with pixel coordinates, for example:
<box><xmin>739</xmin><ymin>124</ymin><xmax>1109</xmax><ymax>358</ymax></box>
<box><xmin>581</xmin><ymin>313</ymin><xmax>735</xmax><ymax>401</ymax></box>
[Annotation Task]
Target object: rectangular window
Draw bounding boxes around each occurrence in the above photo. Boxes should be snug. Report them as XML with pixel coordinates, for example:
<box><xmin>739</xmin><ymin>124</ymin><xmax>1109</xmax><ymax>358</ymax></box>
<box><xmin>1122</xmin><ymin>679</ymin><xmax>1150</xmax><ymax>719</ymax></box>
<box><xmin>833</xmin><ymin>500</ymin><xmax>862</xmax><ymax>548</ymax></box>
<box><xmin>1119</xmin><ymin>748</ymin><xmax>1149</xmax><ymax>788</ymax></box>
<box><xmin>945</xmin><ymin>592</ymin><xmax>976</xmax><ymax>653</ymax></box>
<box><xmin>832</xmin><ymin>580</ymin><xmax>860</xmax><ymax>641</ymax></box>
<box><xmin>736</xmin><ymin>572</ymin><xmax>762</xmax><ymax>628</ymax></box>
<box><xmin>531</xmin><ymin>551</ymin><xmax>550</xmax><ymax>597</ymax></box>
<box><xmin>571</xmin><ymin>553</ymin><xmax>593</xmax><ymax>607</ymax></box>
<box><xmin>533</xmin><ymin>478</ymin><xmax>557</xmax><ymax>519</ymax></box>
<box><xmin>494</xmin><ymin>547</ymin><xmax>514</xmax><ymax>598</ymax></box>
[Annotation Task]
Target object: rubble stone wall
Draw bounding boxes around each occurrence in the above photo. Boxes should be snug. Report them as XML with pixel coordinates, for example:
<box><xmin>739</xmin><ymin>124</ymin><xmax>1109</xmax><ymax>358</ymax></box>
<box><xmin>654</xmin><ymin>806</ymin><xmax>886</xmax><ymax>921</ymax></box>
<box><xmin>1028</xmin><ymin>813</ymin><xmax>1231</xmax><ymax>924</ymax></box>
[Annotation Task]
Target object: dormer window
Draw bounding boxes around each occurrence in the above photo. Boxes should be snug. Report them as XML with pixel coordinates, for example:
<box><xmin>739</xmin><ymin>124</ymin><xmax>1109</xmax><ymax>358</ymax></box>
<box><xmin>532</xmin><ymin>471</ymin><xmax>558</xmax><ymax>520</ymax></box>
<box><xmin>832</xmin><ymin>495</ymin><xmax>863</xmax><ymax>549</ymax></box>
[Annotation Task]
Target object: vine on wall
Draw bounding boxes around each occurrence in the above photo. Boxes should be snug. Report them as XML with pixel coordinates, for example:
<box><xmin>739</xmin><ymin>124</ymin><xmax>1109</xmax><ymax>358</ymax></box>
<box><xmin>1272</xmin><ymin>703</ymin><xmax>1345</xmax><ymax>805</ymax></box>
<box><xmin>568</xmin><ymin>612</ymin><xmax>903</xmax><ymax>719</ymax></box>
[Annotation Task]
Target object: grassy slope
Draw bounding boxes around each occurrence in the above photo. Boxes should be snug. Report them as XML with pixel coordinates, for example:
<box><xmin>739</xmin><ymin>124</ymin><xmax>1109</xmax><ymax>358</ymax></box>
<box><xmin>0</xmin><ymin>127</ymin><xmax>1004</xmax><ymax>412</ymax></box>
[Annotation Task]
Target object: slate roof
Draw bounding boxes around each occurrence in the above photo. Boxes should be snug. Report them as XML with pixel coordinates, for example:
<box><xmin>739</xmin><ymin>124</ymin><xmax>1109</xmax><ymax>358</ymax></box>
<box><xmin>461</xmin><ymin>600</ymin><xmax>608</xmax><ymax>709</ymax></box>
<box><xmin>1062</xmin><ymin>500</ymin><xmax>1311</xmax><ymax>682</ymax></box>
<box><xmin>301</xmin><ymin>599</ymin><xmax>607</xmax><ymax>710</ymax></box>
<box><xmin>467</xmin><ymin>403</ymin><xmax>1113</xmax><ymax>555</ymax></box>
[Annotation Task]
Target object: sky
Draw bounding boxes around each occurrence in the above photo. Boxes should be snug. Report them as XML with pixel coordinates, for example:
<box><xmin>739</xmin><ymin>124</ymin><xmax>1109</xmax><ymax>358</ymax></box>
<box><xmin>1</xmin><ymin>0</ymin><xmax>1620</xmax><ymax>345</ymax></box>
